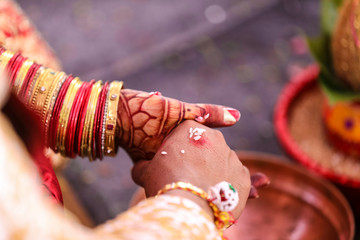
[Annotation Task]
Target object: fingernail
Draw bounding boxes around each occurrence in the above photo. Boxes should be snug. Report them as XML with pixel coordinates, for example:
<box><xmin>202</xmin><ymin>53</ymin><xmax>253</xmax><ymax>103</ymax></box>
<box><xmin>195</xmin><ymin>116</ymin><xmax>205</xmax><ymax>123</ymax></box>
<box><xmin>251</xmin><ymin>173</ymin><xmax>270</xmax><ymax>188</ymax></box>
<box><xmin>223</xmin><ymin>108</ymin><xmax>241</xmax><ymax>124</ymax></box>
<box><xmin>248</xmin><ymin>186</ymin><xmax>259</xmax><ymax>199</ymax></box>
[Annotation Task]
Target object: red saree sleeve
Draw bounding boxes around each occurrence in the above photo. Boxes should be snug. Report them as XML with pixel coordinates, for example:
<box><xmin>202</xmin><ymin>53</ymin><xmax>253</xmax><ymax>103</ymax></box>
<box><xmin>2</xmin><ymin>93</ymin><xmax>63</xmax><ymax>205</ymax></box>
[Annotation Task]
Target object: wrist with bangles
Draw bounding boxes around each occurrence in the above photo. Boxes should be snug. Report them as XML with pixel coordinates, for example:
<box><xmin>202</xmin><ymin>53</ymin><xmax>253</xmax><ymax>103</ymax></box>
<box><xmin>156</xmin><ymin>181</ymin><xmax>239</xmax><ymax>239</ymax></box>
<box><xmin>0</xmin><ymin>47</ymin><xmax>123</xmax><ymax>160</ymax></box>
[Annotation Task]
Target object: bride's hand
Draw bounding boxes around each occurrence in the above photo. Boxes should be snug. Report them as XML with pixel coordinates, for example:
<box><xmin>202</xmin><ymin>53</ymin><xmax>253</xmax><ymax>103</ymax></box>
<box><xmin>117</xmin><ymin>89</ymin><xmax>240</xmax><ymax>161</ymax></box>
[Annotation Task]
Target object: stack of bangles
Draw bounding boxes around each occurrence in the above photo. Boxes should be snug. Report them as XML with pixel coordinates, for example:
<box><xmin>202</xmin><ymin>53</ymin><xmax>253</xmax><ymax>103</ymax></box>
<box><xmin>0</xmin><ymin>48</ymin><xmax>123</xmax><ymax>160</ymax></box>
<box><xmin>157</xmin><ymin>181</ymin><xmax>239</xmax><ymax>240</ymax></box>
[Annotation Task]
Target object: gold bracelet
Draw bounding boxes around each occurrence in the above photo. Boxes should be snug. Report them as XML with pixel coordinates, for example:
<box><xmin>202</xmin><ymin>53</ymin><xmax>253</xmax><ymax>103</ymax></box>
<box><xmin>104</xmin><ymin>81</ymin><xmax>123</xmax><ymax>156</ymax></box>
<box><xmin>157</xmin><ymin>182</ymin><xmax>209</xmax><ymax>199</ymax></box>
<box><xmin>25</xmin><ymin>66</ymin><xmax>44</xmax><ymax>105</ymax></box>
<box><xmin>81</xmin><ymin>80</ymin><xmax>102</xmax><ymax>159</ymax></box>
<box><xmin>157</xmin><ymin>181</ymin><xmax>235</xmax><ymax>239</ymax></box>
<box><xmin>57</xmin><ymin>77</ymin><xmax>82</xmax><ymax>155</ymax></box>
<box><xmin>29</xmin><ymin>69</ymin><xmax>58</xmax><ymax>116</ymax></box>
<box><xmin>28</xmin><ymin>68</ymin><xmax>50</xmax><ymax>112</ymax></box>
<box><xmin>13</xmin><ymin>59</ymin><xmax>33</xmax><ymax>94</ymax></box>
<box><xmin>42</xmin><ymin>71</ymin><xmax>66</xmax><ymax>144</ymax></box>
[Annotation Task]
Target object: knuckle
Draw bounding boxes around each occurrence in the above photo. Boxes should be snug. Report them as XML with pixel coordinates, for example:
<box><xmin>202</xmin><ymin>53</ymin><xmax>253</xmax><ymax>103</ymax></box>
<box><xmin>182</xmin><ymin>119</ymin><xmax>193</xmax><ymax>125</ymax></box>
<box><xmin>212</xmin><ymin>129</ymin><xmax>225</xmax><ymax>142</ymax></box>
<box><xmin>213</xmin><ymin>129</ymin><xmax>223</xmax><ymax>137</ymax></box>
<box><xmin>243</xmin><ymin>167</ymin><xmax>251</xmax><ymax>188</ymax></box>
<box><xmin>131</xmin><ymin>166</ymin><xmax>142</xmax><ymax>186</ymax></box>
<box><xmin>245</xmin><ymin>169</ymin><xmax>251</xmax><ymax>184</ymax></box>
<box><xmin>230</xmin><ymin>150</ymin><xmax>239</xmax><ymax>161</ymax></box>
<box><xmin>180</xmin><ymin>120</ymin><xmax>197</xmax><ymax>129</ymax></box>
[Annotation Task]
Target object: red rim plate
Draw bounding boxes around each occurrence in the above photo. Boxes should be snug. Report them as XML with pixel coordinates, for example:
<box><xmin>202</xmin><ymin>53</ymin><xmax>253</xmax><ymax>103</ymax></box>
<box><xmin>273</xmin><ymin>64</ymin><xmax>360</xmax><ymax>188</ymax></box>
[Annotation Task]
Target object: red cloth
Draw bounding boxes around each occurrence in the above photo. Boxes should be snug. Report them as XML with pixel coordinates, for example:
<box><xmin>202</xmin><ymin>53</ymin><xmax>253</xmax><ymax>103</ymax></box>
<box><xmin>33</xmin><ymin>147</ymin><xmax>63</xmax><ymax>205</ymax></box>
<box><xmin>2</xmin><ymin>94</ymin><xmax>63</xmax><ymax>205</ymax></box>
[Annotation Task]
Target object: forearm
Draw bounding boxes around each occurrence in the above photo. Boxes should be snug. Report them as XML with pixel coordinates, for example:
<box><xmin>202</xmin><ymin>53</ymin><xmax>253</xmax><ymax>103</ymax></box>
<box><xmin>0</xmin><ymin>48</ymin><xmax>122</xmax><ymax>160</ymax></box>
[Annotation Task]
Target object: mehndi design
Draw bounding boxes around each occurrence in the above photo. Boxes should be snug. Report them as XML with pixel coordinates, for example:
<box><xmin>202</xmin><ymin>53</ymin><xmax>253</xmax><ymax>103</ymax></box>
<box><xmin>117</xmin><ymin>89</ymin><xmax>240</xmax><ymax>160</ymax></box>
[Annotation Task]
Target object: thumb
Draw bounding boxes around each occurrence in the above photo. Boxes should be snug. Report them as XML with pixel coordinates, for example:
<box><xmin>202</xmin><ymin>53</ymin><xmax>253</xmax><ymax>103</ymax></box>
<box><xmin>131</xmin><ymin>160</ymin><xmax>151</xmax><ymax>187</ymax></box>
<box><xmin>183</xmin><ymin>102</ymin><xmax>241</xmax><ymax>127</ymax></box>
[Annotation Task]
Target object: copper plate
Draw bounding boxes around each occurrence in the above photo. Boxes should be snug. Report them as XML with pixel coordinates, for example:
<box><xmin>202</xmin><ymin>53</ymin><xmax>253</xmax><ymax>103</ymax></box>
<box><xmin>224</xmin><ymin>151</ymin><xmax>355</xmax><ymax>240</ymax></box>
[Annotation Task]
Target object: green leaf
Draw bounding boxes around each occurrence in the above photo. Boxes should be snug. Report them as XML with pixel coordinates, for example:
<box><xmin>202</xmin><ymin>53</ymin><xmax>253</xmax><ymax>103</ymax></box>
<box><xmin>308</xmin><ymin>0</ymin><xmax>360</xmax><ymax>104</ymax></box>
<box><xmin>307</xmin><ymin>33</ymin><xmax>359</xmax><ymax>103</ymax></box>
<box><xmin>319</xmin><ymin>74</ymin><xmax>360</xmax><ymax>104</ymax></box>
<box><xmin>318</xmin><ymin>59</ymin><xmax>349</xmax><ymax>91</ymax></box>
<box><xmin>321</xmin><ymin>0</ymin><xmax>343</xmax><ymax>34</ymax></box>
<box><xmin>307</xmin><ymin>34</ymin><xmax>331</xmax><ymax>69</ymax></box>
<box><xmin>334</xmin><ymin>0</ymin><xmax>344</xmax><ymax>8</ymax></box>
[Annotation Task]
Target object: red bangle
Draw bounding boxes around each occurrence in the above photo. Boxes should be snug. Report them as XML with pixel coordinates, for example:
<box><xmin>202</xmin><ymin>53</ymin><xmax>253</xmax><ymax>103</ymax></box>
<box><xmin>9</xmin><ymin>55</ymin><xmax>25</xmax><ymax>88</ymax></box>
<box><xmin>93</xmin><ymin>82</ymin><xmax>108</xmax><ymax>159</ymax></box>
<box><xmin>6</xmin><ymin>53</ymin><xmax>20</xmax><ymax>87</ymax></box>
<box><xmin>65</xmin><ymin>82</ymin><xmax>87</xmax><ymax>157</ymax></box>
<box><xmin>49</xmin><ymin>75</ymin><xmax>73</xmax><ymax>151</ymax></box>
<box><xmin>21</xmin><ymin>63</ymin><xmax>40</xmax><ymax>99</ymax></box>
<box><xmin>76</xmin><ymin>80</ymin><xmax>95</xmax><ymax>155</ymax></box>
<box><xmin>12</xmin><ymin>56</ymin><xmax>26</xmax><ymax>84</ymax></box>
<box><xmin>74</xmin><ymin>81</ymin><xmax>94</xmax><ymax>155</ymax></box>
<box><xmin>96</xmin><ymin>82</ymin><xmax>109</xmax><ymax>159</ymax></box>
<box><xmin>18</xmin><ymin>62</ymin><xmax>36</xmax><ymax>98</ymax></box>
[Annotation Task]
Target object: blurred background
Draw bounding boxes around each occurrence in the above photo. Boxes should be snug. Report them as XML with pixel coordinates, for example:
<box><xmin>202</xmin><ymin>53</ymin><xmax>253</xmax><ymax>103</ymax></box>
<box><xmin>17</xmin><ymin>0</ymin><xmax>319</xmax><ymax>224</ymax></box>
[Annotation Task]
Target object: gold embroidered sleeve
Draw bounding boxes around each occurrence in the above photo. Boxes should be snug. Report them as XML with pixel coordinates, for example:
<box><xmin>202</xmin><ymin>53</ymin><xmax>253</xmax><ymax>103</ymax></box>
<box><xmin>96</xmin><ymin>195</ymin><xmax>222</xmax><ymax>240</ymax></box>
<box><xmin>0</xmin><ymin>0</ymin><xmax>61</xmax><ymax>69</ymax></box>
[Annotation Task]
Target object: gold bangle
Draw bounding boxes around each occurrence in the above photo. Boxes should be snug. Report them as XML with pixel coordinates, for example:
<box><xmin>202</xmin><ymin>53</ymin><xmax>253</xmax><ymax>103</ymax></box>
<box><xmin>0</xmin><ymin>50</ymin><xmax>14</xmax><ymax>73</ymax></box>
<box><xmin>25</xmin><ymin>66</ymin><xmax>44</xmax><ymax>105</ymax></box>
<box><xmin>57</xmin><ymin>77</ymin><xmax>82</xmax><ymax>155</ymax></box>
<box><xmin>104</xmin><ymin>81</ymin><xmax>123</xmax><ymax>156</ymax></box>
<box><xmin>81</xmin><ymin>81</ymin><xmax>102</xmax><ymax>160</ymax></box>
<box><xmin>157</xmin><ymin>181</ymin><xmax>235</xmax><ymax>239</ymax></box>
<box><xmin>29</xmin><ymin>69</ymin><xmax>58</xmax><ymax>116</ymax></box>
<box><xmin>43</xmin><ymin>71</ymin><xmax>66</xmax><ymax>144</ymax></box>
<box><xmin>157</xmin><ymin>182</ymin><xmax>209</xmax><ymax>200</ymax></box>
<box><xmin>13</xmin><ymin>59</ymin><xmax>33</xmax><ymax>95</ymax></box>
<box><xmin>28</xmin><ymin>67</ymin><xmax>50</xmax><ymax>112</ymax></box>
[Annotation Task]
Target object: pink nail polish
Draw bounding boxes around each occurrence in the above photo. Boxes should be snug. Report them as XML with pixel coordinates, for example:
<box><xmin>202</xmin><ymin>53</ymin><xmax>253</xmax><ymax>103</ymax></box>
<box><xmin>248</xmin><ymin>186</ymin><xmax>259</xmax><ymax>199</ymax></box>
<box><xmin>223</xmin><ymin>108</ymin><xmax>241</xmax><ymax>124</ymax></box>
<box><xmin>225</xmin><ymin>108</ymin><xmax>241</xmax><ymax>121</ymax></box>
<box><xmin>251</xmin><ymin>173</ymin><xmax>270</xmax><ymax>188</ymax></box>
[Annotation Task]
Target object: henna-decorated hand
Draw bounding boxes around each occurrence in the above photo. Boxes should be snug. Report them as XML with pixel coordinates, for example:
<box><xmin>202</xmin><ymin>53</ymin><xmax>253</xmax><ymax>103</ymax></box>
<box><xmin>117</xmin><ymin>89</ymin><xmax>241</xmax><ymax>161</ymax></box>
